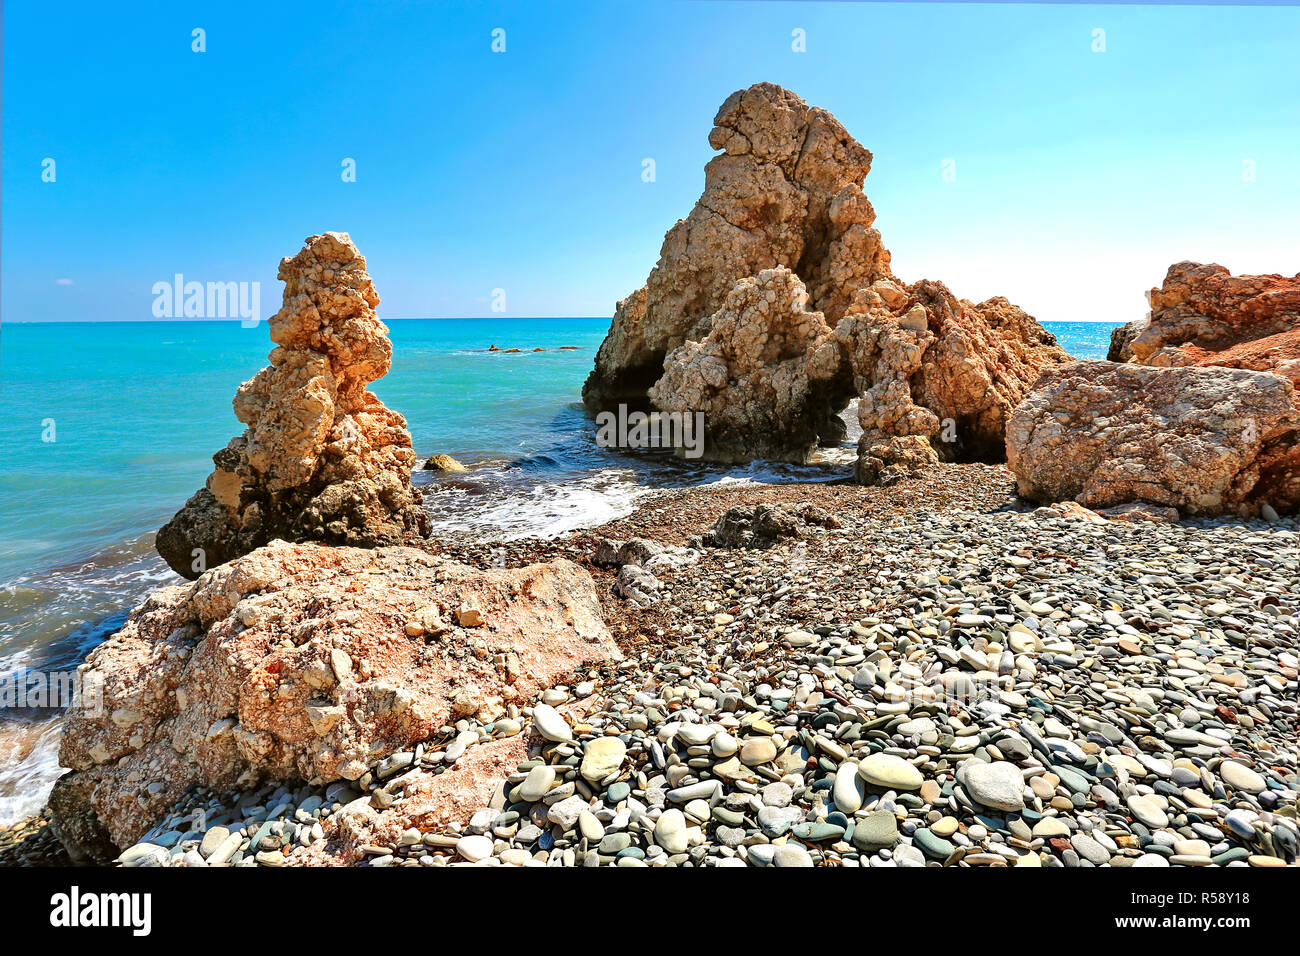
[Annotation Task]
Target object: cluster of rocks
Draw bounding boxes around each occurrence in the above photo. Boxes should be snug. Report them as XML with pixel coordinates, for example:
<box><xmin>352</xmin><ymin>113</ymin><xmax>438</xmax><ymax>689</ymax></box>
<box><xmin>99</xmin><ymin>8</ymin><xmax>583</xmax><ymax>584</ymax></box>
<box><xmin>592</xmin><ymin>536</ymin><xmax>700</xmax><ymax>608</ymax></box>
<box><xmin>698</xmin><ymin>502</ymin><xmax>841</xmax><ymax>549</ymax></box>
<box><xmin>584</xmin><ymin>83</ymin><xmax>1070</xmax><ymax>481</ymax></box>
<box><xmin>97</xmin><ymin>472</ymin><xmax>1297</xmax><ymax>867</ymax></box>
<box><xmin>50</xmin><ymin>540</ymin><xmax>618</xmax><ymax>862</ymax></box>
<box><xmin>1012</xmin><ymin>262</ymin><xmax>1300</xmax><ymax>517</ymax></box>
<box><xmin>155</xmin><ymin>233</ymin><xmax>430</xmax><ymax>579</ymax></box>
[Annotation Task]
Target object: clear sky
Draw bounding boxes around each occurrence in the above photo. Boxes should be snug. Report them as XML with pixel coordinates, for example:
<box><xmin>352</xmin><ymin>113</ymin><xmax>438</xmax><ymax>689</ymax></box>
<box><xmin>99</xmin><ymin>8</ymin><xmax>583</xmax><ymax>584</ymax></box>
<box><xmin>3</xmin><ymin>1</ymin><xmax>1298</xmax><ymax>324</ymax></box>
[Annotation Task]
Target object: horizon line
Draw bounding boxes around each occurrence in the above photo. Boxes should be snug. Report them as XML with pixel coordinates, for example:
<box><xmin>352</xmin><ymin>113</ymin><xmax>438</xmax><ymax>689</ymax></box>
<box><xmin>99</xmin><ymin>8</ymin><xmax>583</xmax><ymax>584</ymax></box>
<box><xmin>0</xmin><ymin>316</ymin><xmax>1128</xmax><ymax>326</ymax></box>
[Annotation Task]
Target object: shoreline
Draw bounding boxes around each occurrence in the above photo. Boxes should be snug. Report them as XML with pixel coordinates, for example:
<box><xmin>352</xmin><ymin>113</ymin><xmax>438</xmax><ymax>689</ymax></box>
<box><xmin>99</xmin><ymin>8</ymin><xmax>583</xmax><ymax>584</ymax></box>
<box><xmin>7</xmin><ymin>463</ymin><xmax>1296</xmax><ymax>867</ymax></box>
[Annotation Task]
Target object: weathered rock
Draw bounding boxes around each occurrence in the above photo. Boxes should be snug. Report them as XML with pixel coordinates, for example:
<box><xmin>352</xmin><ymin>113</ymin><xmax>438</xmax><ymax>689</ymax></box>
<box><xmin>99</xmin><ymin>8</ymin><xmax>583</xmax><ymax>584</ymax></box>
<box><xmin>836</xmin><ymin>279</ymin><xmax>1071</xmax><ymax>483</ymax></box>
<box><xmin>700</xmin><ymin>502</ymin><xmax>840</xmax><ymax>549</ymax></box>
<box><xmin>583</xmin><ymin>82</ymin><xmax>891</xmax><ymax>413</ymax></box>
<box><xmin>156</xmin><ymin>233</ymin><xmax>429</xmax><ymax>579</ymax></box>
<box><xmin>51</xmin><ymin>541</ymin><xmax>617</xmax><ymax>861</ymax></box>
<box><xmin>1007</xmin><ymin>361</ymin><xmax>1300</xmax><ymax>515</ymax></box>
<box><xmin>613</xmin><ymin>564</ymin><xmax>661</xmax><ymax>606</ymax></box>
<box><xmin>423</xmin><ymin>454</ymin><xmax>468</xmax><ymax>472</ymax></box>
<box><xmin>1132</xmin><ymin>262</ymin><xmax>1300</xmax><ymax>380</ymax></box>
<box><xmin>1097</xmin><ymin>502</ymin><xmax>1181</xmax><ymax>523</ymax></box>
<box><xmin>1108</xmin><ymin>319</ymin><xmax>1145</xmax><ymax>363</ymax></box>
<box><xmin>585</xmin><ymin>83</ymin><xmax>1069</xmax><ymax>478</ymax></box>
<box><xmin>648</xmin><ymin>268</ymin><xmax>851</xmax><ymax>461</ymax></box>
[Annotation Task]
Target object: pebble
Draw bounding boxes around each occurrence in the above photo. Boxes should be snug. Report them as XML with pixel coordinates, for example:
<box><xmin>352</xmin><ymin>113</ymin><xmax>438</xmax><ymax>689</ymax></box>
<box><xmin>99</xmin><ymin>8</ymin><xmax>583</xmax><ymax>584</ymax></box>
<box><xmin>531</xmin><ymin>705</ymin><xmax>573</xmax><ymax>742</ymax></box>
<box><xmin>580</xmin><ymin>737</ymin><xmax>627</xmax><ymax>783</ymax></box>
<box><xmin>455</xmin><ymin>834</ymin><xmax>494</xmax><ymax>862</ymax></box>
<box><xmin>858</xmin><ymin>753</ymin><xmax>923</xmax><ymax>791</ymax></box>
<box><xmin>958</xmin><ymin>760</ymin><xmax>1025</xmax><ymax>812</ymax></box>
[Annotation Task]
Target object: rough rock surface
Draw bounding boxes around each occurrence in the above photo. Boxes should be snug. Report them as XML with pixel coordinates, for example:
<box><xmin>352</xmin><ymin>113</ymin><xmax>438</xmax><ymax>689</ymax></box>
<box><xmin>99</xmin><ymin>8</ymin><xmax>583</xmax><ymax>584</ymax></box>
<box><xmin>836</xmin><ymin>279</ymin><xmax>1071</xmax><ymax>483</ymax></box>
<box><xmin>50</xmin><ymin>541</ymin><xmax>617</xmax><ymax>861</ymax></box>
<box><xmin>1131</xmin><ymin>262</ymin><xmax>1300</xmax><ymax>374</ymax></box>
<box><xmin>584</xmin><ymin>83</ymin><xmax>1068</xmax><ymax>477</ymax></box>
<box><xmin>647</xmin><ymin>268</ymin><xmax>851</xmax><ymax>462</ymax></box>
<box><xmin>155</xmin><ymin>233</ymin><xmax>429</xmax><ymax>579</ymax></box>
<box><xmin>583</xmin><ymin>82</ymin><xmax>891</xmax><ymax>413</ymax></box>
<box><xmin>700</xmin><ymin>503</ymin><xmax>841</xmax><ymax>549</ymax></box>
<box><xmin>1108</xmin><ymin>319</ymin><xmax>1145</xmax><ymax>363</ymax></box>
<box><xmin>1007</xmin><ymin>361</ymin><xmax>1300</xmax><ymax>515</ymax></box>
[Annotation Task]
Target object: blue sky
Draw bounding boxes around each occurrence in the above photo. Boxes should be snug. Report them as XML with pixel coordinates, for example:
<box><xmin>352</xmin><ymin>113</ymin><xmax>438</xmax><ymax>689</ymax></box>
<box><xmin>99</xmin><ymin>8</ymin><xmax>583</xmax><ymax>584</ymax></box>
<box><xmin>3</xmin><ymin>0</ymin><xmax>1298</xmax><ymax>324</ymax></box>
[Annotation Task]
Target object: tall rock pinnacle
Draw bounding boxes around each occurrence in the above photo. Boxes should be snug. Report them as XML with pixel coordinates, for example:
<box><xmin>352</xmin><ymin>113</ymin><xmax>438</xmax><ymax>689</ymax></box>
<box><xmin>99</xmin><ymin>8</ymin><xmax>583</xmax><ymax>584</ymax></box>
<box><xmin>155</xmin><ymin>233</ymin><xmax>430</xmax><ymax>577</ymax></box>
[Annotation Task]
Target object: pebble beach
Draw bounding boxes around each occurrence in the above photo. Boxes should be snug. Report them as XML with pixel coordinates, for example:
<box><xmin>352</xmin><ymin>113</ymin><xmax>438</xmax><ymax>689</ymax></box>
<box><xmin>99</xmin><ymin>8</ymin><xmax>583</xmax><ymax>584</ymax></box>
<box><xmin>11</xmin><ymin>463</ymin><xmax>1293</xmax><ymax>868</ymax></box>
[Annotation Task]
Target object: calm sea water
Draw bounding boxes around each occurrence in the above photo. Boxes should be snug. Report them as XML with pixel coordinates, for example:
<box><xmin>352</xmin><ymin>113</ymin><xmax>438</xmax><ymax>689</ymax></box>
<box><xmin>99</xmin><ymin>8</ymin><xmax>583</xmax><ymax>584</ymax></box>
<box><xmin>0</xmin><ymin>316</ymin><xmax>1118</xmax><ymax>823</ymax></box>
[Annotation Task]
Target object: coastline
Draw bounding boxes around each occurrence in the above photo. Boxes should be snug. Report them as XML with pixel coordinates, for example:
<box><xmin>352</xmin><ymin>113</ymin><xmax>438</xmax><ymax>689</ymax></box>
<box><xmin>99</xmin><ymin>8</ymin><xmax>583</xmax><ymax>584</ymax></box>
<box><xmin>7</xmin><ymin>462</ymin><xmax>1295</xmax><ymax>867</ymax></box>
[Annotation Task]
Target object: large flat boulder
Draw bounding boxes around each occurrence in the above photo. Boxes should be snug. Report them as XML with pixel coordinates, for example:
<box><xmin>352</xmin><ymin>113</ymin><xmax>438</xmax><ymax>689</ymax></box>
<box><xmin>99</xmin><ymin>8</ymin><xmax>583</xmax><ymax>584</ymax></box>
<box><xmin>50</xmin><ymin>541</ymin><xmax>618</xmax><ymax>861</ymax></box>
<box><xmin>1007</xmin><ymin>361</ymin><xmax>1300</xmax><ymax>515</ymax></box>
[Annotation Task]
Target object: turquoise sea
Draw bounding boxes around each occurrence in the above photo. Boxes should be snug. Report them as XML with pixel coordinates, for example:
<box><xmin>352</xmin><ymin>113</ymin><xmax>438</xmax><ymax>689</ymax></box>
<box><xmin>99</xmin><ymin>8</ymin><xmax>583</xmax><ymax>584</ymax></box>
<box><xmin>0</xmin><ymin>316</ymin><xmax>1119</xmax><ymax>823</ymax></box>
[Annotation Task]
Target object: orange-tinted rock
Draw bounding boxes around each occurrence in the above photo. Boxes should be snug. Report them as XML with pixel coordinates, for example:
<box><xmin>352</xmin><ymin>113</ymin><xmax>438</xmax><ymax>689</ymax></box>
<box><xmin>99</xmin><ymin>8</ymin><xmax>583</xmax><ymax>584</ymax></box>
<box><xmin>1030</xmin><ymin>262</ymin><xmax>1300</xmax><ymax>516</ymax></box>
<box><xmin>1132</xmin><ymin>262</ymin><xmax>1300</xmax><ymax>375</ymax></box>
<box><xmin>584</xmin><ymin>83</ymin><xmax>1068</xmax><ymax>476</ymax></box>
<box><xmin>836</xmin><ymin>279</ymin><xmax>1070</xmax><ymax>483</ymax></box>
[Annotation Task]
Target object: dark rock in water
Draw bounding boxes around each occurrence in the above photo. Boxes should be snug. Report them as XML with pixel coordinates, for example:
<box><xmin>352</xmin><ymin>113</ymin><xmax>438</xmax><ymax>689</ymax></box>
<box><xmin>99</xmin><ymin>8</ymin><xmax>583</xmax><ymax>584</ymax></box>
<box><xmin>701</xmin><ymin>503</ymin><xmax>841</xmax><ymax>549</ymax></box>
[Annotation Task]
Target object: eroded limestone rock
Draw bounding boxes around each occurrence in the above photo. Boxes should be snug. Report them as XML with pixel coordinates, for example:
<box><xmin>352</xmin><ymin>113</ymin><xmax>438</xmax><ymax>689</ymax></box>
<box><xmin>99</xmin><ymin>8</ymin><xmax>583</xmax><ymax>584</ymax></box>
<box><xmin>837</xmin><ymin>279</ymin><xmax>1071</xmax><ymax>483</ymax></box>
<box><xmin>51</xmin><ymin>541</ymin><xmax>618</xmax><ymax>861</ymax></box>
<box><xmin>1006</xmin><ymin>361</ymin><xmax>1300</xmax><ymax>515</ymax></box>
<box><xmin>1132</xmin><ymin>262</ymin><xmax>1300</xmax><ymax>379</ymax></box>
<box><xmin>648</xmin><ymin>268</ymin><xmax>851</xmax><ymax>462</ymax></box>
<box><xmin>584</xmin><ymin>83</ymin><xmax>1069</xmax><ymax>477</ymax></box>
<box><xmin>583</xmin><ymin>82</ymin><xmax>891</xmax><ymax>413</ymax></box>
<box><xmin>156</xmin><ymin>233</ymin><xmax>428</xmax><ymax>578</ymax></box>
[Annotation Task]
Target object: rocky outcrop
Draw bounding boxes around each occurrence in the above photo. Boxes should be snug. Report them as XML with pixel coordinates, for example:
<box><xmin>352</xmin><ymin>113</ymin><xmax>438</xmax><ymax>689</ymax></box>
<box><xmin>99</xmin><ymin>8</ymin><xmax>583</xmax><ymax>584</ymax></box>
<box><xmin>836</xmin><ymin>279</ymin><xmax>1071</xmax><ymax>483</ymax></box>
<box><xmin>585</xmin><ymin>83</ymin><xmax>1069</xmax><ymax>477</ymax></box>
<box><xmin>1131</xmin><ymin>262</ymin><xmax>1300</xmax><ymax>374</ymax></box>
<box><xmin>647</xmin><ymin>268</ymin><xmax>851</xmax><ymax>462</ymax></box>
<box><xmin>155</xmin><ymin>233</ymin><xmax>429</xmax><ymax>579</ymax></box>
<box><xmin>582</xmin><ymin>82</ymin><xmax>891</xmax><ymax>413</ymax></box>
<box><xmin>1006</xmin><ymin>361</ymin><xmax>1300</xmax><ymax>515</ymax></box>
<box><xmin>1107</xmin><ymin>319</ymin><xmax>1144</xmax><ymax>362</ymax></box>
<box><xmin>1019</xmin><ymin>263</ymin><xmax>1300</xmax><ymax>516</ymax></box>
<box><xmin>51</xmin><ymin>541</ymin><xmax>617</xmax><ymax>862</ymax></box>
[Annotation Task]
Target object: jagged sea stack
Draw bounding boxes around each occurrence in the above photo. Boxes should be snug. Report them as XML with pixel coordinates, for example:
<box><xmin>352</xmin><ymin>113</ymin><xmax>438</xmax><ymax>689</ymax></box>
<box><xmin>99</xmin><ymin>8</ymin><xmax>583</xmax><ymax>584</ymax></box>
<box><xmin>155</xmin><ymin>233</ymin><xmax>429</xmax><ymax>577</ymax></box>
<box><xmin>584</xmin><ymin>82</ymin><xmax>1071</xmax><ymax>476</ymax></box>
